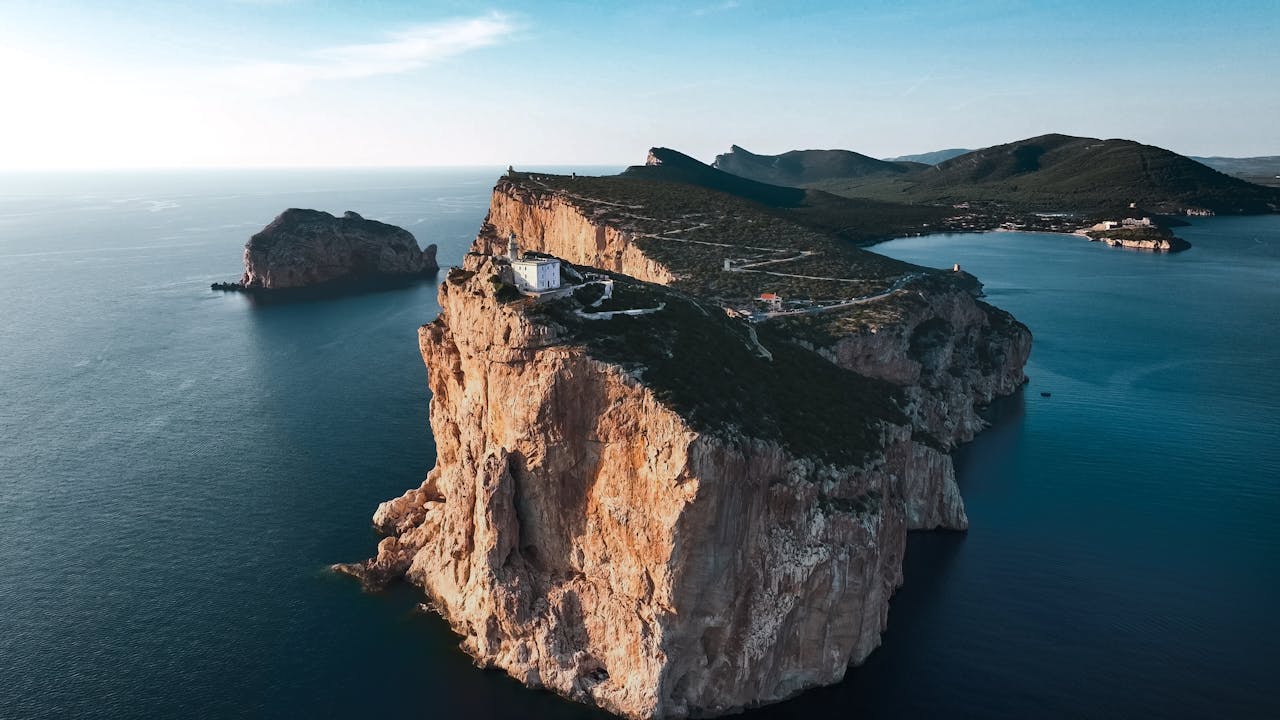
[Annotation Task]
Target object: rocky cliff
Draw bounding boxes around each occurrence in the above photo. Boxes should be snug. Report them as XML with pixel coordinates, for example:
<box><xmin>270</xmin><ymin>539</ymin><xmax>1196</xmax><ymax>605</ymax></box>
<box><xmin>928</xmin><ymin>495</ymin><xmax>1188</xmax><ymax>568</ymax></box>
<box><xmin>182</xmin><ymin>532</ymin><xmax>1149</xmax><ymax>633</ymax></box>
<box><xmin>339</xmin><ymin>171</ymin><xmax>1031</xmax><ymax>718</ymax></box>
<box><xmin>236</xmin><ymin>209</ymin><xmax>438</xmax><ymax>290</ymax></box>
<box><xmin>477</xmin><ymin>181</ymin><xmax>675</xmax><ymax>284</ymax></box>
<box><xmin>481</xmin><ymin>177</ymin><xmax>1029</xmax><ymax>453</ymax></box>
<box><xmin>1086</xmin><ymin>234</ymin><xmax>1191</xmax><ymax>252</ymax></box>
<box><xmin>340</xmin><ymin>256</ymin><xmax>966</xmax><ymax>717</ymax></box>
<box><xmin>800</xmin><ymin>281</ymin><xmax>1031</xmax><ymax>450</ymax></box>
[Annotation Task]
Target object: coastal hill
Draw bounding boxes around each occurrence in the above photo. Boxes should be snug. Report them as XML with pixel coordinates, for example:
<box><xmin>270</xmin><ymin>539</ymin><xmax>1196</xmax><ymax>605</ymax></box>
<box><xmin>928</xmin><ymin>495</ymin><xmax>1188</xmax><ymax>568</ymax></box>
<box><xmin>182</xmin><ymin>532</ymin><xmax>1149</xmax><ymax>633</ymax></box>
<box><xmin>1191</xmin><ymin>155</ymin><xmax>1280</xmax><ymax>187</ymax></box>
<box><xmin>340</xmin><ymin>154</ymin><xmax>1031</xmax><ymax>718</ymax></box>
<box><xmin>626</xmin><ymin>147</ymin><xmax>953</xmax><ymax>244</ymax></box>
<box><xmin>883</xmin><ymin>148</ymin><xmax>972</xmax><ymax>165</ymax></box>
<box><xmin>717</xmin><ymin>134</ymin><xmax>1280</xmax><ymax>216</ymax></box>
<box><xmin>895</xmin><ymin>134</ymin><xmax>1279</xmax><ymax>214</ymax></box>
<box><xmin>711</xmin><ymin>144</ymin><xmax>922</xmax><ymax>186</ymax></box>
<box><xmin>628</xmin><ymin>147</ymin><xmax>806</xmax><ymax>207</ymax></box>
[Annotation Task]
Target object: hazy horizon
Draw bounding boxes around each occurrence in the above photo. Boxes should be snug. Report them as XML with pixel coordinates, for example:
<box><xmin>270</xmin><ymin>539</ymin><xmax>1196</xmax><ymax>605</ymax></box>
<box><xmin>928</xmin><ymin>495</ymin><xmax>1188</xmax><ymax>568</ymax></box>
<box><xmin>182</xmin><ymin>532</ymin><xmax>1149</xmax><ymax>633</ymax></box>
<box><xmin>1</xmin><ymin>0</ymin><xmax>1277</xmax><ymax>171</ymax></box>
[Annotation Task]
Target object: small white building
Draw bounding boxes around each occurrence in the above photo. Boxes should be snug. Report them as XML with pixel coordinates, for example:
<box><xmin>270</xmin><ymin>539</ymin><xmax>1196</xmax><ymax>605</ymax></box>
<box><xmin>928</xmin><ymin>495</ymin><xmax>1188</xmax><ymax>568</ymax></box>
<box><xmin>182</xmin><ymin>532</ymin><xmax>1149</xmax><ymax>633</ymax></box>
<box><xmin>506</xmin><ymin>233</ymin><xmax>561</xmax><ymax>292</ymax></box>
<box><xmin>513</xmin><ymin>257</ymin><xmax>561</xmax><ymax>292</ymax></box>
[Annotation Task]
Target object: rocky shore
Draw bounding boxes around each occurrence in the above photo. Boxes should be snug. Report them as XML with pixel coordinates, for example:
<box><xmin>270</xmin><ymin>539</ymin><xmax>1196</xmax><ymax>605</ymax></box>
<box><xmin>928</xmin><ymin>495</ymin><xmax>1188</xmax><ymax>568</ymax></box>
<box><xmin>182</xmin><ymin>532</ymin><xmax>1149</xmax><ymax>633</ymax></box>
<box><xmin>1085</xmin><ymin>233</ymin><xmax>1192</xmax><ymax>252</ymax></box>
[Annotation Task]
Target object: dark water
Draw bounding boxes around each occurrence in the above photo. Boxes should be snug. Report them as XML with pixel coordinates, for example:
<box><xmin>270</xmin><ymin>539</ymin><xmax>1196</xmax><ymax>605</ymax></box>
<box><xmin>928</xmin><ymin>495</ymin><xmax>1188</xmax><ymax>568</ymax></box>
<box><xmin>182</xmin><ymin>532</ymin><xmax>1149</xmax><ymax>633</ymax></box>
<box><xmin>1</xmin><ymin>173</ymin><xmax>1276</xmax><ymax>719</ymax></box>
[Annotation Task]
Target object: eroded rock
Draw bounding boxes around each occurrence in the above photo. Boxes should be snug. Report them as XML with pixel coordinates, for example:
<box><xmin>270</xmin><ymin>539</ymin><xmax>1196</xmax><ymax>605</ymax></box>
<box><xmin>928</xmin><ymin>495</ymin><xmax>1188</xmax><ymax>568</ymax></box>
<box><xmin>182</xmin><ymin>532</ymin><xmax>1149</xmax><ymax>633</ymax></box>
<box><xmin>237</xmin><ymin>208</ymin><xmax>439</xmax><ymax>290</ymax></box>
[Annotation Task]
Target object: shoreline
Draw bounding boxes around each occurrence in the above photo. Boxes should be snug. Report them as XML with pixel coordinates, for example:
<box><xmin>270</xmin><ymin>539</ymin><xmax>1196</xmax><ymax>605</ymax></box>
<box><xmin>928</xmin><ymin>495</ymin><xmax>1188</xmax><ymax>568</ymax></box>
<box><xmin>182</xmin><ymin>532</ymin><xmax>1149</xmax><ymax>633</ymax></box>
<box><xmin>866</xmin><ymin>225</ymin><xmax>1192</xmax><ymax>253</ymax></box>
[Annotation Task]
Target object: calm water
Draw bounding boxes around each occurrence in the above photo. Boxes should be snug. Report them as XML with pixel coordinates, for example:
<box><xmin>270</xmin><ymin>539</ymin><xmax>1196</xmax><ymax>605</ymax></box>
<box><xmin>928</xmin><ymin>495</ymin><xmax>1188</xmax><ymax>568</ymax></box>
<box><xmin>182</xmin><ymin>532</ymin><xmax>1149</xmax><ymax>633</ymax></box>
<box><xmin>1</xmin><ymin>173</ymin><xmax>1276</xmax><ymax>719</ymax></box>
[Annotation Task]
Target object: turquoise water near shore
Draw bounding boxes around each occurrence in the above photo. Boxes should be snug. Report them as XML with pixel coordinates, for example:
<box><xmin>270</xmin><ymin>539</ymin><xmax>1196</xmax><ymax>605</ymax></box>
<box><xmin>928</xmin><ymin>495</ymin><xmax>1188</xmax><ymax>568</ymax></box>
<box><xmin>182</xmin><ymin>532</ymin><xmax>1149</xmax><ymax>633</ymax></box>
<box><xmin>1</xmin><ymin>172</ymin><xmax>1276</xmax><ymax>719</ymax></box>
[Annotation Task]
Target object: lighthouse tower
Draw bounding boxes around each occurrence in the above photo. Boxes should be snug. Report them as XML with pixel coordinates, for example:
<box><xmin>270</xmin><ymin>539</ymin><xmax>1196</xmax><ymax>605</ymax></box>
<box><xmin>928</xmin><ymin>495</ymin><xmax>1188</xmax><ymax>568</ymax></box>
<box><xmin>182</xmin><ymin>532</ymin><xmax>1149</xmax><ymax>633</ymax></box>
<box><xmin>507</xmin><ymin>231</ymin><xmax>561</xmax><ymax>293</ymax></box>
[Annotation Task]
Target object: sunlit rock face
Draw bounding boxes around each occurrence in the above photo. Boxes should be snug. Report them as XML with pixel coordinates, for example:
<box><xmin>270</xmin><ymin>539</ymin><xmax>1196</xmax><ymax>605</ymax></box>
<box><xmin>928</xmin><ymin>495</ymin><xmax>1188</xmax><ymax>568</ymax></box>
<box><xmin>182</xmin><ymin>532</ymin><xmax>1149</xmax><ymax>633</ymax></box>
<box><xmin>338</xmin><ymin>177</ymin><xmax>1030</xmax><ymax>719</ymax></box>
<box><xmin>239</xmin><ymin>209</ymin><xmax>437</xmax><ymax>290</ymax></box>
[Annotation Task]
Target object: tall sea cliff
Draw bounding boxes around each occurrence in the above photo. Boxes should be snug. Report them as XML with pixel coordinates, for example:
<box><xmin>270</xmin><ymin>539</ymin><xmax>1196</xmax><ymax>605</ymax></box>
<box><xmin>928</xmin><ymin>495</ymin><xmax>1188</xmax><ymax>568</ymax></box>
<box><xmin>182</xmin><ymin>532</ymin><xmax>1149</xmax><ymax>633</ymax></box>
<box><xmin>340</xmin><ymin>172</ymin><xmax>1031</xmax><ymax>718</ymax></box>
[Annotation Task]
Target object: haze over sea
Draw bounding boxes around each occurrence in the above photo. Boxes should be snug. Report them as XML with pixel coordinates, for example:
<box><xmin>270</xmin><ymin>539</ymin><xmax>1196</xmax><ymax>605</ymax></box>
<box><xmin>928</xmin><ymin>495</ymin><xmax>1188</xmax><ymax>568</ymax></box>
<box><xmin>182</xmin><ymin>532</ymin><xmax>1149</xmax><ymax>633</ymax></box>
<box><xmin>1</xmin><ymin>170</ymin><xmax>1277</xmax><ymax>719</ymax></box>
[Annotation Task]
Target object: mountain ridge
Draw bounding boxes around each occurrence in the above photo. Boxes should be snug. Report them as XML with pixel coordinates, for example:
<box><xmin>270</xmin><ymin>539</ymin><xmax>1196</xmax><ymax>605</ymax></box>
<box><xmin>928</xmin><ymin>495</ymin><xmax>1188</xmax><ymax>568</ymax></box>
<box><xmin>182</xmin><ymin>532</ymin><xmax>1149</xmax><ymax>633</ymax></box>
<box><xmin>712</xmin><ymin>134</ymin><xmax>1279</xmax><ymax>215</ymax></box>
<box><xmin>711</xmin><ymin>145</ymin><xmax>922</xmax><ymax>186</ymax></box>
<box><xmin>883</xmin><ymin>148</ymin><xmax>971</xmax><ymax>165</ymax></box>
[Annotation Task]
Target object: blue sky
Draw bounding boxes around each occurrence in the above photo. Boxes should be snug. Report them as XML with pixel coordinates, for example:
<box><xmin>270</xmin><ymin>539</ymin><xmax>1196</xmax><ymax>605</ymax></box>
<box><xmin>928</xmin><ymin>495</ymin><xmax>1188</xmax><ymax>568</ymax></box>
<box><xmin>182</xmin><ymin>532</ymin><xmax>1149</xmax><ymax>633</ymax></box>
<box><xmin>0</xmin><ymin>0</ymin><xmax>1276</xmax><ymax>169</ymax></box>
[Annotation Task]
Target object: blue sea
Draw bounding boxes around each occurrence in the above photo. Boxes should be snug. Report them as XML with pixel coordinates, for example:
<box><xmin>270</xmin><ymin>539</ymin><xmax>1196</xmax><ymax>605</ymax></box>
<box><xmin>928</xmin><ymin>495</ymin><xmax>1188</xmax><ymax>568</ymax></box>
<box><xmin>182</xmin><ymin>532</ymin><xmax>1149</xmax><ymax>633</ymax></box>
<box><xmin>1</xmin><ymin>171</ymin><xmax>1277</xmax><ymax>719</ymax></box>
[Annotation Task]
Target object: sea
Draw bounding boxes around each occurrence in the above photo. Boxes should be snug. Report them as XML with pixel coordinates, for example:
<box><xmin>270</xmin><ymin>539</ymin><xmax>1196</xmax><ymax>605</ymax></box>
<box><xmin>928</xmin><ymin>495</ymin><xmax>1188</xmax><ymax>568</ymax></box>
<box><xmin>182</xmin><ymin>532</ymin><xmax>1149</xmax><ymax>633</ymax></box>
<box><xmin>1</xmin><ymin>170</ymin><xmax>1277</xmax><ymax>719</ymax></box>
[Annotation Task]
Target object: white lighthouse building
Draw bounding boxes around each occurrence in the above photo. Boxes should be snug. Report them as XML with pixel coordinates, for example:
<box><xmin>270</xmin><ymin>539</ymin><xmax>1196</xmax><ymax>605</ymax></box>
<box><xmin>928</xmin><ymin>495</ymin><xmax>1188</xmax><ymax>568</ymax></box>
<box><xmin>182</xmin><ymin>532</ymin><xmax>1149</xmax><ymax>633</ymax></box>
<box><xmin>506</xmin><ymin>233</ymin><xmax>561</xmax><ymax>292</ymax></box>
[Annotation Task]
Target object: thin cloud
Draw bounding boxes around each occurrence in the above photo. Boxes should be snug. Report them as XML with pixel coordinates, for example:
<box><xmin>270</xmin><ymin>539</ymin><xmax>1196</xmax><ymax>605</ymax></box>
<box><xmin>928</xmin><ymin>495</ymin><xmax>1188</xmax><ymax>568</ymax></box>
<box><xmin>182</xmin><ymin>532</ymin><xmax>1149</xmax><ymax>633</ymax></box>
<box><xmin>215</xmin><ymin>13</ymin><xmax>515</xmax><ymax>95</ymax></box>
<box><xmin>900</xmin><ymin>71</ymin><xmax>934</xmax><ymax>98</ymax></box>
<box><xmin>693</xmin><ymin>1</ymin><xmax>741</xmax><ymax>17</ymax></box>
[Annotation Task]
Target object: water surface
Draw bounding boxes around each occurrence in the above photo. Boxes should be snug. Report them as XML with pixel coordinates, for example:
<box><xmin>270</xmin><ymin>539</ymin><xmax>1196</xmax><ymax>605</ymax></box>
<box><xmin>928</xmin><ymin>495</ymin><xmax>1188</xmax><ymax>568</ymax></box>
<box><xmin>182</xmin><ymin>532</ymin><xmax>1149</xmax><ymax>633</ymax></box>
<box><xmin>1</xmin><ymin>174</ymin><xmax>1276</xmax><ymax>719</ymax></box>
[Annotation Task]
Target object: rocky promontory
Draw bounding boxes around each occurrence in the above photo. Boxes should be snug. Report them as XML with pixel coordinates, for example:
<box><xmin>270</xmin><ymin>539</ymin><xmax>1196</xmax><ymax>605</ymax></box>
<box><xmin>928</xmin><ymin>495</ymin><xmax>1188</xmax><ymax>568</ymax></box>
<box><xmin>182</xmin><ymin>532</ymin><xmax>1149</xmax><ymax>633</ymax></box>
<box><xmin>338</xmin><ymin>163</ymin><xmax>1031</xmax><ymax>718</ymax></box>
<box><xmin>1083</xmin><ymin>228</ymin><xmax>1192</xmax><ymax>252</ymax></box>
<box><xmin>216</xmin><ymin>209</ymin><xmax>438</xmax><ymax>292</ymax></box>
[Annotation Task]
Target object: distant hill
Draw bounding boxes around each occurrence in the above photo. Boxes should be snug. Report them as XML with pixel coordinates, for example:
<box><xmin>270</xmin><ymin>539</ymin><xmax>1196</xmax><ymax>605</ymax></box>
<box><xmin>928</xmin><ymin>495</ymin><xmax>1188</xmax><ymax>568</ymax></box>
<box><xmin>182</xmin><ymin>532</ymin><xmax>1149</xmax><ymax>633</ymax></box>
<box><xmin>883</xmin><ymin>149</ymin><xmax>971</xmax><ymax>165</ymax></box>
<box><xmin>710</xmin><ymin>145</ymin><xmax>922</xmax><ymax>186</ymax></box>
<box><xmin>804</xmin><ymin>134</ymin><xmax>1280</xmax><ymax>215</ymax></box>
<box><xmin>1191</xmin><ymin>156</ymin><xmax>1280</xmax><ymax>176</ymax></box>
<box><xmin>621</xmin><ymin>147</ymin><xmax>952</xmax><ymax>243</ymax></box>
<box><xmin>627</xmin><ymin>147</ymin><xmax>806</xmax><ymax>207</ymax></box>
<box><xmin>1190</xmin><ymin>156</ymin><xmax>1280</xmax><ymax>187</ymax></box>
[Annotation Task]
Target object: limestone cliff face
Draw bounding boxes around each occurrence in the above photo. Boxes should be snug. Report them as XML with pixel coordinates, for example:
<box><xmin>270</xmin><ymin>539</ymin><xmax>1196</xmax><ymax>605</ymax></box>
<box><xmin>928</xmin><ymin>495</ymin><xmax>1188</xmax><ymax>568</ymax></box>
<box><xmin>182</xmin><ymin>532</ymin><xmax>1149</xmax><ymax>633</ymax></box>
<box><xmin>340</xmin><ymin>178</ymin><xmax>1030</xmax><ymax>719</ymax></box>
<box><xmin>820</xmin><ymin>286</ymin><xmax>1031</xmax><ymax>449</ymax></box>
<box><xmin>479</xmin><ymin>180</ymin><xmax>676</xmax><ymax>284</ymax></box>
<box><xmin>340</xmin><ymin>256</ymin><xmax>959</xmax><ymax>718</ymax></box>
<box><xmin>239</xmin><ymin>209</ymin><xmax>439</xmax><ymax>290</ymax></box>
<box><xmin>481</xmin><ymin>180</ymin><xmax>1029</xmax><ymax>451</ymax></box>
<box><xmin>1088</xmin><ymin>234</ymin><xmax>1190</xmax><ymax>252</ymax></box>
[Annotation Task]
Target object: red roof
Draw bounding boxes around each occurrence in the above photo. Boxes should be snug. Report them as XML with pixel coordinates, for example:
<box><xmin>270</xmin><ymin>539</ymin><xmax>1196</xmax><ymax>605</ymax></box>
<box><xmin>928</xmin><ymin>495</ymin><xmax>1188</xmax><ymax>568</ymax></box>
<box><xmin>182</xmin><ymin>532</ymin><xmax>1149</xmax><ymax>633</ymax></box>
<box><xmin>759</xmin><ymin>293</ymin><xmax>780</xmax><ymax>300</ymax></box>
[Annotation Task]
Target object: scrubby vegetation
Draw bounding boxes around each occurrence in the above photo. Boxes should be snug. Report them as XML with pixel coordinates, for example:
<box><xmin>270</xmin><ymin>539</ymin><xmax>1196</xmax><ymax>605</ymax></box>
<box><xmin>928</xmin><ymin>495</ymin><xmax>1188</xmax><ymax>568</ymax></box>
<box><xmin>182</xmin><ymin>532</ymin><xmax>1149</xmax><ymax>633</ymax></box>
<box><xmin>491</xmin><ymin>155</ymin><xmax>1013</xmax><ymax>465</ymax></box>
<box><xmin>527</xmin><ymin>269</ymin><xmax>906</xmax><ymax>466</ymax></box>
<box><xmin>804</xmin><ymin>134</ymin><xmax>1280</xmax><ymax>215</ymax></box>
<box><xmin>1084</xmin><ymin>226</ymin><xmax>1173</xmax><ymax>242</ymax></box>
<box><xmin>508</xmin><ymin>168</ymin><xmax>942</xmax><ymax>307</ymax></box>
<box><xmin>489</xmin><ymin>274</ymin><xmax>523</xmax><ymax>303</ymax></box>
<box><xmin>712</xmin><ymin>145</ymin><xmax>920</xmax><ymax>186</ymax></box>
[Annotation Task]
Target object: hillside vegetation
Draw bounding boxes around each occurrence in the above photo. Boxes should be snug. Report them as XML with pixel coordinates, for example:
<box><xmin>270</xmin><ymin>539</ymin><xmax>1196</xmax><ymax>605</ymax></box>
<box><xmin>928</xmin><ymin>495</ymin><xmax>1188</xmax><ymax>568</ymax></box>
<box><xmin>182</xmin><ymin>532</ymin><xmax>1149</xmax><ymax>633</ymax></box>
<box><xmin>525</xmin><ymin>267</ymin><xmax>908</xmax><ymax>465</ymax></box>
<box><xmin>624</xmin><ymin>147</ymin><xmax>953</xmax><ymax>245</ymax></box>
<box><xmin>883</xmin><ymin>149</ymin><xmax>972</xmax><ymax>165</ymax></box>
<box><xmin>716</xmin><ymin>134</ymin><xmax>1279</xmax><ymax>215</ymax></box>
<box><xmin>711</xmin><ymin>145</ymin><xmax>922</xmax><ymax>185</ymax></box>
<box><xmin>1192</xmin><ymin>155</ymin><xmax>1280</xmax><ymax>187</ymax></box>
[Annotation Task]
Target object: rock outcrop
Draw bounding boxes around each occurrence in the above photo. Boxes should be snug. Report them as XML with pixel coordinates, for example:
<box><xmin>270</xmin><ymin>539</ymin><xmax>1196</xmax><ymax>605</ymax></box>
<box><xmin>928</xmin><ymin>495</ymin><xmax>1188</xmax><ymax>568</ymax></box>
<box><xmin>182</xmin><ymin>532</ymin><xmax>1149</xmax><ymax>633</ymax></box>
<box><xmin>1087</xmin><ymin>234</ymin><xmax>1191</xmax><ymax>252</ymax></box>
<box><xmin>235</xmin><ymin>209</ymin><xmax>438</xmax><ymax>290</ymax></box>
<box><xmin>816</xmin><ymin>283</ymin><xmax>1031</xmax><ymax>449</ymax></box>
<box><xmin>338</xmin><ymin>172</ymin><xmax>1031</xmax><ymax>719</ymax></box>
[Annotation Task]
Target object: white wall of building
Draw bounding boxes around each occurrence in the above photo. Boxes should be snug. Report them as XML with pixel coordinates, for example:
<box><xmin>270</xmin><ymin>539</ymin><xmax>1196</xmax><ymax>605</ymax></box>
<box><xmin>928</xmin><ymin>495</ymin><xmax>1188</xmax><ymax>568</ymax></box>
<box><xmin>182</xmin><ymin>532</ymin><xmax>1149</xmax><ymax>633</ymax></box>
<box><xmin>513</xmin><ymin>259</ymin><xmax>560</xmax><ymax>291</ymax></box>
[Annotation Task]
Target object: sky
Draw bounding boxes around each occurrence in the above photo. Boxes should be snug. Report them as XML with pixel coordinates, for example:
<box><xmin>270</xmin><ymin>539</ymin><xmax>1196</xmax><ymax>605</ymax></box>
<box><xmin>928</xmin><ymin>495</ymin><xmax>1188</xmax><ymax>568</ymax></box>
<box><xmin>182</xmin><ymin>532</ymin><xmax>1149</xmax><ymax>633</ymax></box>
<box><xmin>0</xmin><ymin>0</ymin><xmax>1276</xmax><ymax>169</ymax></box>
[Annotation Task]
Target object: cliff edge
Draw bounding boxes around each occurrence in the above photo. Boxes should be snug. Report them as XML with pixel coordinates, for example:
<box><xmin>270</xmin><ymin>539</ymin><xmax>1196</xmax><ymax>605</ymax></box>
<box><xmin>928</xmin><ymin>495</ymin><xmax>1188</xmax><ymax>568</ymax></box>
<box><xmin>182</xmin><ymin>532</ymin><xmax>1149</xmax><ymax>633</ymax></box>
<box><xmin>338</xmin><ymin>166</ymin><xmax>1031</xmax><ymax>718</ymax></box>
<box><xmin>231</xmin><ymin>209</ymin><xmax>438</xmax><ymax>291</ymax></box>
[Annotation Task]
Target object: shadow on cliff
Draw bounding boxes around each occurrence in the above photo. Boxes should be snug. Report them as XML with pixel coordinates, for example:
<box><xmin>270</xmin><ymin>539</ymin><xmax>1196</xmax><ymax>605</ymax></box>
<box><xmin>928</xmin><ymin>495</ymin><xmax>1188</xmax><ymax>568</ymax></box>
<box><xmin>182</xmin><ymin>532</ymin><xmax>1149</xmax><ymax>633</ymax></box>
<box><xmin>953</xmin><ymin>387</ymin><xmax>1028</xmax><ymax>496</ymax></box>
<box><xmin>739</xmin><ymin>533</ymin><xmax>969</xmax><ymax>720</ymax></box>
<box><xmin>741</xmin><ymin>389</ymin><xmax>1029</xmax><ymax>720</ymax></box>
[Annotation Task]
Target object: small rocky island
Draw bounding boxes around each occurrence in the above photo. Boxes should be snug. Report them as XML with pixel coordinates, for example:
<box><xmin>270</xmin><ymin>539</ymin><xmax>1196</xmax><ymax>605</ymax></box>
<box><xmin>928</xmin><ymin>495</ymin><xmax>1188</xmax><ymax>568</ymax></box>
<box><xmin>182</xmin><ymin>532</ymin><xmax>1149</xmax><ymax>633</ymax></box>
<box><xmin>212</xmin><ymin>208</ymin><xmax>438</xmax><ymax>293</ymax></box>
<box><xmin>1080</xmin><ymin>217</ymin><xmax>1192</xmax><ymax>252</ymax></box>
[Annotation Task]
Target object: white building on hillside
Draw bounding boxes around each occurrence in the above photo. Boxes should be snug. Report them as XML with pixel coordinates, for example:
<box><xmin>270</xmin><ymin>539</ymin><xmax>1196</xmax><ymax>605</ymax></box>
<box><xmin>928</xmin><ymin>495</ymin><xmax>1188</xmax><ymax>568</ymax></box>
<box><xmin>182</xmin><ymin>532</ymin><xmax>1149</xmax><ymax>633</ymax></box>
<box><xmin>506</xmin><ymin>233</ymin><xmax>561</xmax><ymax>292</ymax></box>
